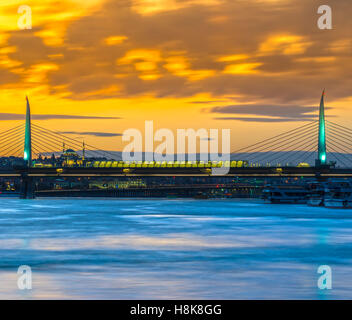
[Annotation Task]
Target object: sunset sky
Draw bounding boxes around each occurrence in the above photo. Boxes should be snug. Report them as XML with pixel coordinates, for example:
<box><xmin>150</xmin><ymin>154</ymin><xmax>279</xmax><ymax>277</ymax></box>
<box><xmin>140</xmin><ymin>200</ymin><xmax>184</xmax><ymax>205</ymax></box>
<box><xmin>0</xmin><ymin>0</ymin><xmax>351</xmax><ymax>151</ymax></box>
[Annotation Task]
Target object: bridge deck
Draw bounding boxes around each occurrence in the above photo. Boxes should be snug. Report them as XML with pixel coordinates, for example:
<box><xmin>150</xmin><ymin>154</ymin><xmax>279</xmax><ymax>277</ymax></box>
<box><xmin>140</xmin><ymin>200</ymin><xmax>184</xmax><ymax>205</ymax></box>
<box><xmin>1</xmin><ymin>166</ymin><xmax>352</xmax><ymax>177</ymax></box>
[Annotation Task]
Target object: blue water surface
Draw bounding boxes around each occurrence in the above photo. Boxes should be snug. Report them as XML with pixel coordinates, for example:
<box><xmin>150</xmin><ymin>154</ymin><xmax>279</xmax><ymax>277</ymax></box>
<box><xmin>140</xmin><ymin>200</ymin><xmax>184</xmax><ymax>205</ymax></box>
<box><xmin>0</xmin><ymin>198</ymin><xmax>351</xmax><ymax>299</ymax></box>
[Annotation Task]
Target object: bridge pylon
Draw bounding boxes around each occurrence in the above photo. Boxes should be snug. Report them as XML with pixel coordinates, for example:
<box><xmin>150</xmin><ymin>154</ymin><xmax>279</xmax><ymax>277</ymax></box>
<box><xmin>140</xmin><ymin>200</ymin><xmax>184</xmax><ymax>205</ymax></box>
<box><xmin>24</xmin><ymin>96</ymin><xmax>32</xmax><ymax>167</ymax></box>
<box><xmin>315</xmin><ymin>90</ymin><xmax>327</xmax><ymax>167</ymax></box>
<box><xmin>20</xmin><ymin>96</ymin><xmax>35</xmax><ymax>199</ymax></box>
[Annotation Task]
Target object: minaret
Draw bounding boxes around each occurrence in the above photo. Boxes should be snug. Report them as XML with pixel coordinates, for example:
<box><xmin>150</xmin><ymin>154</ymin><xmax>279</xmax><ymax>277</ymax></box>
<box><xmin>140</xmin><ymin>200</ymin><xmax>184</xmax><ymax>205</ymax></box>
<box><xmin>317</xmin><ymin>90</ymin><xmax>327</xmax><ymax>166</ymax></box>
<box><xmin>24</xmin><ymin>96</ymin><xmax>32</xmax><ymax>167</ymax></box>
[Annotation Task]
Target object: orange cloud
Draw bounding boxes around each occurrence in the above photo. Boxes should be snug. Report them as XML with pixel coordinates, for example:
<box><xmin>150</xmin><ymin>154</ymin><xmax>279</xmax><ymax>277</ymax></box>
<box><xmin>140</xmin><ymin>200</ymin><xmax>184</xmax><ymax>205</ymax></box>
<box><xmin>164</xmin><ymin>55</ymin><xmax>215</xmax><ymax>81</ymax></box>
<box><xmin>104</xmin><ymin>35</ymin><xmax>128</xmax><ymax>46</ymax></box>
<box><xmin>117</xmin><ymin>49</ymin><xmax>161</xmax><ymax>80</ymax></box>
<box><xmin>259</xmin><ymin>34</ymin><xmax>311</xmax><ymax>55</ymax></box>
<box><xmin>217</xmin><ymin>54</ymin><xmax>249</xmax><ymax>62</ymax></box>
<box><xmin>0</xmin><ymin>0</ymin><xmax>104</xmax><ymax>46</ymax></box>
<box><xmin>223</xmin><ymin>63</ymin><xmax>263</xmax><ymax>75</ymax></box>
<box><xmin>131</xmin><ymin>0</ymin><xmax>221</xmax><ymax>15</ymax></box>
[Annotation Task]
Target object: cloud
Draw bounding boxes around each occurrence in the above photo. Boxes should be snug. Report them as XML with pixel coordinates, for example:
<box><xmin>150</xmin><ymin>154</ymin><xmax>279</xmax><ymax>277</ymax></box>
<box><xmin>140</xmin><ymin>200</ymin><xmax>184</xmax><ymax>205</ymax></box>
<box><xmin>211</xmin><ymin>104</ymin><xmax>321</xmax><ymax>118</ymax></box>
<box><xmin>0</xmin><ymin>113</ymin><xmax>120</xmax><ymax>121</ymax></box>
<box><xmin>210</xmin><ymin>104</ymin><xmax>333</xmax><ymax>122</ymax></box>
<box><xmin>188</xmin><ymin>100</ymin><xmax>228</xmax><ymax>104</ymax></box>
<box><xmin>1</xmin><ymin>0</ymin><xmax>352</xmax><ymax>106</ymax></box>
<box><xmin>59</xmin><ymin>131</ymin><xmax>122</xmax><ymax>137</ymax></box>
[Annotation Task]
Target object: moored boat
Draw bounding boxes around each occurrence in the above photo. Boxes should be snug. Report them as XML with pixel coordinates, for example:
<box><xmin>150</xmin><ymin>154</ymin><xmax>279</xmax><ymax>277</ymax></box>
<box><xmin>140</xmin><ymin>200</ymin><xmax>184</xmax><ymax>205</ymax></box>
<box><xmin>307</xmin><ymin>182</ymin><xmax>325</xmax><ymax>207</ymax></box>
<box><xmin>262</xmin><ymin>185</ymin><xmax>309</xmax><ymax>204</ymax></box>
<box><xmin>324</xmin><ymin>180</ymin><xmax>352</xmax><ymax>209</ymax></box>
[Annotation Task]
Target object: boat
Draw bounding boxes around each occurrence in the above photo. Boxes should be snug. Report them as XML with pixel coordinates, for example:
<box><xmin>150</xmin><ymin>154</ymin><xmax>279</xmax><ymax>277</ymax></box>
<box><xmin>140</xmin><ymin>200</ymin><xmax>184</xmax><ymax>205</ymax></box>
<box><xmin>324</xmin><ymin>180</ymin><xmax>352</xmax><ymax>209</ymax></box>
<box><xmin>262</xmin><ymin>185</ymin><xmax>309</xmax><ymax>204</ymax></box>
<box><xmin>193</xmin><ymin>191</ymin><xmax>209</xmax><ymax>199</ymax></box>
<box><xmin>307</xmin><ymin>182</ymin><xmax>326</xmax><ymax>207</ymax></box>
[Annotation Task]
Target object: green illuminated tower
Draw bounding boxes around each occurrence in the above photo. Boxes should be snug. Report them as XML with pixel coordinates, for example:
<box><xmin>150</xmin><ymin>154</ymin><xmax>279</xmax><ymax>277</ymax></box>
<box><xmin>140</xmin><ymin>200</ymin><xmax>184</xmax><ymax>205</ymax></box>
<box><xmin>317</xmin><ymin>90</ymin><xmax>327</xmax><ymax>166</ymax></box>
<box><xmin>24</xmin><ymin>96</ymin><xmax>32</xmax><ymax>167</ymax></box>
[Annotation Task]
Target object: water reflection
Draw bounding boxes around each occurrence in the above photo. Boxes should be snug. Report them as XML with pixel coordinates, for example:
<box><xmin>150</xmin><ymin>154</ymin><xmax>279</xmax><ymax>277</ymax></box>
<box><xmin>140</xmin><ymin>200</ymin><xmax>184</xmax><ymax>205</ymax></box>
<box><xmin>0</xmin><ymin>198</ymin><xmax>351</xmax><ymax>299</ymax></box>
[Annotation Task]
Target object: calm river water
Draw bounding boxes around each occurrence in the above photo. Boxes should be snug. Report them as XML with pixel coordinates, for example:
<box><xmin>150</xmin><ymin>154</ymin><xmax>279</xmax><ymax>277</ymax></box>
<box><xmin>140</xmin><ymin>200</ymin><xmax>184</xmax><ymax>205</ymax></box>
<box><xmin>0</xmin><ymin>198</ymin><xmax>351</xmax><ymax>299</ymax></box>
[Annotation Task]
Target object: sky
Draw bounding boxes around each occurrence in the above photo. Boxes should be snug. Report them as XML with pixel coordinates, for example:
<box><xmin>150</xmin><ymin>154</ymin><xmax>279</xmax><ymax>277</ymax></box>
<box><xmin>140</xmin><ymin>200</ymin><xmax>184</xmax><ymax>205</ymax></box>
<box><xmin>0</xmin><ymin>0</ymin><xmax>351</xmax><ymax>151</ymax></box>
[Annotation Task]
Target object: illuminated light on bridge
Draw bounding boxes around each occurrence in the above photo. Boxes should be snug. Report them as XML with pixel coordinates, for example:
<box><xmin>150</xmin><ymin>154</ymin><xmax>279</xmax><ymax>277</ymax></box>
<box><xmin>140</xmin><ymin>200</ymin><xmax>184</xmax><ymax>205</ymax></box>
<box><xmin>317</xmin><ymin>90</ymin><xmax>327</xmax><ymax>166</ymax></box>
<box><xmin>24</xmin><ymin>96</ymin><xmax>32</xmax><ymax>166</ymax></box>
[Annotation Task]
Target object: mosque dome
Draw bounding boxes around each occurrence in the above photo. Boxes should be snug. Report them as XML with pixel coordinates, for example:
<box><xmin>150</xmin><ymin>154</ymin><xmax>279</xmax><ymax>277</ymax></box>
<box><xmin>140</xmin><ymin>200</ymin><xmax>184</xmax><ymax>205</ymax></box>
<box><xmin>63</xmin><ymin>149</ymin><xmax>79</xmax><ymax>159</ymax></box>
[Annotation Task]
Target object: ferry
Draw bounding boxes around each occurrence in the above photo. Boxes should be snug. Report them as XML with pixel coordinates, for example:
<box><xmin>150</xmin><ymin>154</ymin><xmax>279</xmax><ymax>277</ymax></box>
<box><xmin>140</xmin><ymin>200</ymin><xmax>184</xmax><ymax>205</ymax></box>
<box><xmin>262</xmin><ymin>185</ymin><xmax>309</xmax><ymax>204</ymax></box>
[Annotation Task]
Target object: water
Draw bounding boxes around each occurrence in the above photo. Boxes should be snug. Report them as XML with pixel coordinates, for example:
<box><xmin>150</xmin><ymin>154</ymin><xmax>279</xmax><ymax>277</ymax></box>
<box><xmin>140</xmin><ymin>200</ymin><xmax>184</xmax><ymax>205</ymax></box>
<box><xmin>0</xmin><ymin>198</ymin><xmax>351</xmax><ymax>299</ymax></box>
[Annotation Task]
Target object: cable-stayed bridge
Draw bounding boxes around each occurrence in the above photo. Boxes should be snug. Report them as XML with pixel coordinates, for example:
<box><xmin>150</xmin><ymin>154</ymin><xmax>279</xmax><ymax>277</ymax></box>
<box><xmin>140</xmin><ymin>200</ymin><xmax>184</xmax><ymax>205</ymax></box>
<box><xmin>230</xmin><ymin>120</ymin><xmax>352</xmax><ymax>168</ymax></box>
<box><xmin>2</xmin><ymin>92</ymin><xmax>352</xmax><ymax>198</ymax></box>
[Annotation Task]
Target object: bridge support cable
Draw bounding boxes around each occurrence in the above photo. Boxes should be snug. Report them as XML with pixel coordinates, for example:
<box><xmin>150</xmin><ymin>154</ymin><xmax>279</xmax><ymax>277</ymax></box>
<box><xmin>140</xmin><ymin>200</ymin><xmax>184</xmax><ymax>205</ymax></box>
<box><xmin>231</xmin><ymin>122</ymin><xmax>317</xmax><ymax>155</ymax></box>
<box><xmin>31</xmin><ymin>131</ymin><xmax>70</xmax><ymax>155</ymax></box>
<box><xmin>31</xmin><ymin>136</ymin><xmax>74</xmax><ymax>159</ymax></box>
<box><xmin>324</xmin><ymin>121</ymin><xmax>352</xmax><ymax>167</ymax></box>
<box><xmin>231</xmin><ymin>121</ymin><xmax>319</xmax><ymax>166</ymax></box>
<box><xmin>31</xmin><ymin>124</ymin><xmax>121</xmax><ymax>160</ymax></box>
<box><xmin>272</xmin><ymin>135</ymin><xmax>318</xmax><ymax>166</ymax></box>
<box><xmin>326</xmin><ymin>130</ymin><xmax>352</xmax><ymax>153</ymax></box>
<box><xmin>31</xmin><ymin>139</ymin><xmax>60</xmax><ymax>157</ymax></box>
<box><xmin>0</xmin><ymin>137</ymin><xmax>24</xmax><ymax>156</ymax></box>
<box><xmin>0</xmin><ymin>124</ymin><xmax>25</xmax><ymax>139</ymax></box>
<box><xmin>327</xmin><ymin>148</ymin><xmax>349</xmax><ymax>168</ymax></box>
<box><xmin>31</xmin><ymin>126</ymin><xmax>106</xmax><ymax>159</ymax></box>
<box><xmin>31</xmin><ymin>138</ymin><xmax>59</xmax><ymax>159</ymax></box>
<box><xmin>31</xmin><ymin>132</ymin><xmax>81</xmax><ymax>158</ymax></box>
<box><xmin>250</xmin><ymin>128</ymin><xmax>318</xmax><ymax>165</ymax></box>
<box><xmin>325</xmin><ymin>127</ymin><xmax>352</xmax><ymax>148</ymax></box>
<box><xmin>297</xmin><ymin>144</ymin><xmax>319</xmax><ymax>164</ymax></box>
<box><xmin>245</xmin><ymin>122</ymin><xmax>318</xmax><ymax>158</ymax></box>
<box><xmin>248</xmin><ymin>134</ymin><xmax>317</xmax><ymax>166</ymax></box>
<box><xmin>326</xmin><ymin>121</ymin><xmax>352</xmax><ymax>144</ymax></box>
<box><xmin>326</xmin><ymin>137</ymin><xmax>352</xmax><ymax>167</ymax></box>
<box><xmin>0</xmin><ymin>135</ymin><xmax>25</xmax><ymax>155</ymax></box>
<box><xmin>0</xmin><ymin>130</ymin><xmax>25</xmax><ymax>150</ymax></box>
<box><xmin>32</xmin><ymin>125</ymin><xmax>86</xmax><ymax>150</ymax></box>
<box><xmin>0</xmin><ymin>126</ymin><xmax>25</xmax><ymax>146</ymax></box>
<box><xmin>326</xmin><ymin>137</ymin><xmax>352</xmax><ymax>164</ymax></box>
<box><xmin>261</xmin><ymin>138</ymin><xmax>317</xmax><ymax>167</ymax></box>
<box><xmin>1</xmin><ymin>140</ymin><xmax>24</xmax><ymax>157</ymax></box>
<box><xmin>327</xmin><ymin>120</ymin><xmax>352</xmax><ymax>136</ymax></box>
<box><xmin>31</xmin><ymin>144</ymin><xmax>44</xmax><ymax>158</ymax></box>
<box><xmin>0</xmin><ymin>128</ymin><xmax>25</xmax><ymax>156</ymax></box>
<box><xmin>32</xmin><ymin>127</ymin><xmax>116</xmax><ymax>160</ymax></box>
<box><xmin>231</xmin><ymin>121</ymin><xmax>318</xmax><ymax>156</ymax></box>
<box><xmin>5</xmin><ymin>141</ymin><xmax>25</xmax><ymax>158</ymax></box>
<box><xmin>326</xmin><ymin>143</ymin><xmax>350</xmax><ymax>168</ymax></box>
<box><xmin>232</xmin><ymin>130</ymin><xmax>319</xmax><ymax>165</ymax></box>
<box><xmin>32</xmin><ymin>123</ymin><xmax>121</xmax><ymax>159</ymax></box>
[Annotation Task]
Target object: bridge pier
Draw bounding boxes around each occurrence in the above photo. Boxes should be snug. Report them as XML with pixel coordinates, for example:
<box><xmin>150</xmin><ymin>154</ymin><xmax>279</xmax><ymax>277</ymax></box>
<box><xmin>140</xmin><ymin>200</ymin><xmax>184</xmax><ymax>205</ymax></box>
<box><xmin>19</xmin><ymin>173</ymin><xmax>35</xmax><ymax>199</ymax></box>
